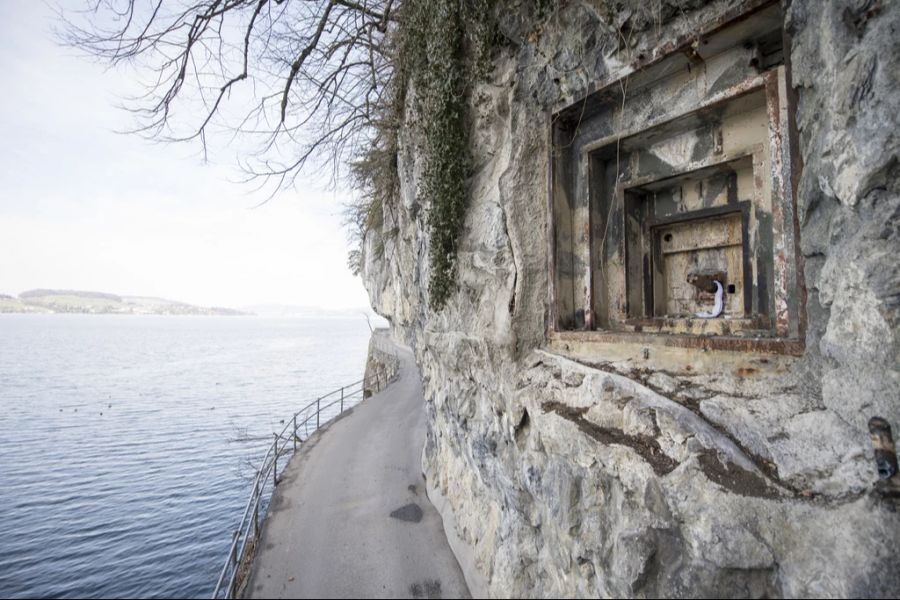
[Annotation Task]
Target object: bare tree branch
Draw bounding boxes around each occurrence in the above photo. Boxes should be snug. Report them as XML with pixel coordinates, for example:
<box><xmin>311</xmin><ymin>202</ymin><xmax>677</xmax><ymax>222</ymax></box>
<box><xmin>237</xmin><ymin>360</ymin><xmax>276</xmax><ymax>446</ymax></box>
<box><xmin>60</xmin><ymin>0</ymin><xmax>400</xmax><ymax>194</ymax></box>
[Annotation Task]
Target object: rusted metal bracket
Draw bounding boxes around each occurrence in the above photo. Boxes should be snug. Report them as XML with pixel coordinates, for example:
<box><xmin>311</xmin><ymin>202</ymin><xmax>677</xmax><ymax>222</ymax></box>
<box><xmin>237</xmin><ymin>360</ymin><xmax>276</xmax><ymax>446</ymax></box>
<box><xmin>869</xmin><ymin>416</ymin><xmax>900</xmax><ymax>505</ymax></box>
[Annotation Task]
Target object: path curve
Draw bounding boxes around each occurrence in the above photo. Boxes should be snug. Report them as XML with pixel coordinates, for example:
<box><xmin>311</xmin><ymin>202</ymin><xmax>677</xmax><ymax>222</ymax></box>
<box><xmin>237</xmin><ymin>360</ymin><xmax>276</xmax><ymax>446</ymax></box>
<box><xmin>245</xmin><ymin>341</ymin><xmax>470</xmax><ymax>599</ymax></box>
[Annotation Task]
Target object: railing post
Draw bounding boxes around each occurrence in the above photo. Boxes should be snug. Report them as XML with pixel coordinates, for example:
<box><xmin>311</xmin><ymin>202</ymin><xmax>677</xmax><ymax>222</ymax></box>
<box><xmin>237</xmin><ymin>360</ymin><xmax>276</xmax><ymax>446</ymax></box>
<box><xmin>292</xmin><ymin>414</ymin><xmax>297</xmax><ymax>451</ymax></box>
<box><xmin>316</xmin><ymin>398</ymin><xmax>320</xmax><ymax>429</ymax></box>
<box><xmin>229</xmin><ymin>529</ymin><xmax>238</xmax><ymax>598</ymax></box>
<box><xmin>273</xmin><ymin>433</ymin><xmax>278</xmax><ymax>487</ymax></box>
<box><xmin>252</xmin><ymin>477</ymin><xmax>259</xmax><ymax>538</ymax></box>
<box><xmin>340</xmin><ymin>386</ymin><xmax>344</xmax><ymax>412</ymax></box>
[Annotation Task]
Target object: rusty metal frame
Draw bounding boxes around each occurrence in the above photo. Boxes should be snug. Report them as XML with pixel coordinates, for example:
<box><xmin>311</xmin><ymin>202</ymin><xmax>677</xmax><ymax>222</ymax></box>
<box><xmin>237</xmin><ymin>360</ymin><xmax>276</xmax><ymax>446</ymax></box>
<box><xmin>764</xmin><ymin>68</ymin><xmax>791</xmax><ymax>337</ymax></box>
<box><xmin>621</xmin><ymin>149</ymin><xmax>762</xmax><ymax>323</ymax></box>
<box><xmin>545</xmin><ymin>0</ymin><xmax>805</xmax><ymax>355</ymax></box>
<box><xmin>646</xmin><ymin>201</ymin><xmax>753</xmax><ymax>319</ymax></box>
<box><xmin>578</xmin><ymin>73</ymin><xmax>767</xmax><ymax>158</ymax></box>
<box><xmin>763</xmin><ymin>65</ymin><xmax>804</xmax><ymax>340</ymax></box>
<box><xmin>781</xmin><ymin>15</ymin><xmax>808</xmax><ymax>341</ymax></box>
<box><xmin>551</xmin><ymin>0</ymin><xmax>780</xmax><ymax>116</ymax></box>
<box><xmin>584</xmin><ymin>152</ymin><xmax>595</xmax><ymax>331</ymax></box>
<box><xmin>546</xmin><ymin>110</ymin><xmax>557</xmax><ymax>335</ymax></box>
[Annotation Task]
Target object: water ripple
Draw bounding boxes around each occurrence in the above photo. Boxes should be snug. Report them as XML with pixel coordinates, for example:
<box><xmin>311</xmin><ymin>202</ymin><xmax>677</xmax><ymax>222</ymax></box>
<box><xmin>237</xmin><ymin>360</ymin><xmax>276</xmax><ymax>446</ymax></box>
<box><xmin>0</xmin><ymin>314</ymin><xmax>371</xmax><ymax>598</ymax></box>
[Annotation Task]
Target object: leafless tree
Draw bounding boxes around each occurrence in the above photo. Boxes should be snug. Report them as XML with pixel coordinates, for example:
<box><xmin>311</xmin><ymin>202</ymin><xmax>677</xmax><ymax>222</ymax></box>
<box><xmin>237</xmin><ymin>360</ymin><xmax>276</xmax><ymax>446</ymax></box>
<box><xmin>360</xmin><ymin>309</ymin><xmax>373</xmax><ymax>331</ymax></box>
<box><xmin>61</xmin><ymin>0</ymin><xmax>399</xmax><ymax>193</ymax></box>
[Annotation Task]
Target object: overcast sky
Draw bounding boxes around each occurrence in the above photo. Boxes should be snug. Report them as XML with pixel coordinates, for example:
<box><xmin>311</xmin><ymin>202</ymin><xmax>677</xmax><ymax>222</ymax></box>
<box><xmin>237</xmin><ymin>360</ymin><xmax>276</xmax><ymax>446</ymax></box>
<box><xmin>0</xmin><ymin>1</ymin><xmax>373</xmax><ymax>311</ymax></box>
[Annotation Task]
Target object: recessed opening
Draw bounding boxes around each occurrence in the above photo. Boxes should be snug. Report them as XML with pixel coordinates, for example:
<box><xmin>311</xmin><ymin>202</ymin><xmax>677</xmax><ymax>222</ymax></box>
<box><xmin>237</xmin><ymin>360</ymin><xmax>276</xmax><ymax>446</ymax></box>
<box><xmin>616</xmin><ymin>156</ymin><xmax>755</xmax><ymax>322</ymax></box>
<box><xmin>549</xmin><ymin>2</ymin><xmax>802</xmax><ymax>345</ymax></box>
<box><xmin>584</xmin><ymin>96</ymin><xmax>772</xmax><ymax>336</ymax></box>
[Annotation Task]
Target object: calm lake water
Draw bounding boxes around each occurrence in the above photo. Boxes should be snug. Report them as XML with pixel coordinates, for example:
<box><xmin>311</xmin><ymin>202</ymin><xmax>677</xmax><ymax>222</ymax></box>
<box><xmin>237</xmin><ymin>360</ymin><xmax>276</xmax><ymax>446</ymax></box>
<box><xmin>0</xmin><ymin>314</ymin><xmax>373</xmax><ymax>598</ymax></box>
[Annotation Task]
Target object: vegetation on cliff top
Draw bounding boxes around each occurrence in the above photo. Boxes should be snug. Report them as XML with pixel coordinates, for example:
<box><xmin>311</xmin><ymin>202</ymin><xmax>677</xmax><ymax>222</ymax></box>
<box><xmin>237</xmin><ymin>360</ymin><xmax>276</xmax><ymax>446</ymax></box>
<box><xmin>369</xmin><ymin>0</ymin><xmax>497</xmax><ymax>309</ymax></box>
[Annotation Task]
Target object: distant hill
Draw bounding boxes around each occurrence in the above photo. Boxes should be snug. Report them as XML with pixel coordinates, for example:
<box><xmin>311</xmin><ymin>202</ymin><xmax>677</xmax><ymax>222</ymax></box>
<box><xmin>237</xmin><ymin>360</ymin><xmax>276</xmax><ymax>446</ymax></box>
<box><xmin>0</xmin><ymin>289</ymin><xmax>251</xmax><ymax>316</ymax></box>
<box><xmin>19</xmin><ymin>289</ymin><xmax>123</xmax><ymax>302</ymax></box>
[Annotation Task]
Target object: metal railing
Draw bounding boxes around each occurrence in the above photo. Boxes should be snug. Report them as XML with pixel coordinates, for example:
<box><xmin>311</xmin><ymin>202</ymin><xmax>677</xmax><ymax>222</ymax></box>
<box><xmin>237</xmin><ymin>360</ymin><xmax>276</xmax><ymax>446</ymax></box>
<box><xmin>211</xmin><ymin>372</ymin><xmax>397</xmax><ymax>599</ymax></box>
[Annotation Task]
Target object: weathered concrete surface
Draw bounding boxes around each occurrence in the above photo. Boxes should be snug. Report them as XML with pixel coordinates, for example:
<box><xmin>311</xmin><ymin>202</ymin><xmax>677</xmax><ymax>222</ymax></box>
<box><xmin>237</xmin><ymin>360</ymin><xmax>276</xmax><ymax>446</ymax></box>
<box><xmin>361</xmin><ymin>0</ymin><xmax>900</xmax><ymax>597</ymax></box>
<box><xmin>245</xmin><ymin>340</ymin><xmax>470</xmax><ymax>599</ymax></box>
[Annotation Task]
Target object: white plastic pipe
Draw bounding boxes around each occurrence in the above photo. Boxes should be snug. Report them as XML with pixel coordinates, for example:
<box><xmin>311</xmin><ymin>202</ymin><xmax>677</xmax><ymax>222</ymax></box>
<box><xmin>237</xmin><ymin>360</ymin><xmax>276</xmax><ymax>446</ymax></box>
<box><xmin>695</xmin><ymin>280</ymin><xmax>724</xmax><ymax>318</ymax></box>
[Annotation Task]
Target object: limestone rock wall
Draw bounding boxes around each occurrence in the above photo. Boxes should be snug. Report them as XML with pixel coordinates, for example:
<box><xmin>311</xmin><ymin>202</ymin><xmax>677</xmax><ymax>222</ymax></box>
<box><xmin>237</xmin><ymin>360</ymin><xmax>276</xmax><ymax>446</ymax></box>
<box><xmin>363</xmin><ymin>328</ymin><xmax>401</xmax><ymax>397</ymax></box>
<box><xmin>361</xmin><ymin>0</ymin><xmax>900</xmax><ymax>596</ymax></box>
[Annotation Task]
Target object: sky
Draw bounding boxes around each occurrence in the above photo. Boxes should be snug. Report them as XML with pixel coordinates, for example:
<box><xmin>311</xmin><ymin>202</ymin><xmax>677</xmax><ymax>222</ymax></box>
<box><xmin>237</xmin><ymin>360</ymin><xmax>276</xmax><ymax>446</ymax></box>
<box><xmin>0</xmin><ymin>1</ymin><xmax>373</xmax><ymax>311</ymax></box>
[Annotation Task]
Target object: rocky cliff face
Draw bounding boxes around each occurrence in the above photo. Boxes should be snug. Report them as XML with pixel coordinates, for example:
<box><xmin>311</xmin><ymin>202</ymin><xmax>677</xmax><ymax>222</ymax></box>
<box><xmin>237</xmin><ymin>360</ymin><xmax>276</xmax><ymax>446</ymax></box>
<box><xmin>363</xmin><ymin>328</ymin><xmax>401</xmax><ymax>397</ymax></box>
<box><xmin>362</xmin><ymin>0</ymin><xmax>900</xmax><ymax>596</ymax></box>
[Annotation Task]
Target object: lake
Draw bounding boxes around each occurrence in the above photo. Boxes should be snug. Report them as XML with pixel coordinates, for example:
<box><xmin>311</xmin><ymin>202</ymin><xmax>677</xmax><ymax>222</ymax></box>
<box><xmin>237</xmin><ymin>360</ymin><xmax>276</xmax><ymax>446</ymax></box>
<box><xmin>0</xmin><ymin>314</ymin><xmax>373</xmax><ymax>598</ymax></box>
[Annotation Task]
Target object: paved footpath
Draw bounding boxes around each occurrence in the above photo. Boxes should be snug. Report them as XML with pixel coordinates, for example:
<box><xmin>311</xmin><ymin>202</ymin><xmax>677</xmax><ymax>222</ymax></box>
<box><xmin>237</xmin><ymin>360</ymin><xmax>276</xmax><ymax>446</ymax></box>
<box><xmin>245</xmin><ymin>342</ymin><xmax>470</xmax><ymax>599</ymax></box>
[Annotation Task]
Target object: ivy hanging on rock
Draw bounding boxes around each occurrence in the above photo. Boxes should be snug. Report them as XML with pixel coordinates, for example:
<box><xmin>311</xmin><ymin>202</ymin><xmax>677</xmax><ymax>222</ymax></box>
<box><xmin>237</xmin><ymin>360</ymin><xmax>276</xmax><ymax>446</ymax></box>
<box><xmin>394</xmin><ymin>0</ymin><xmax>497</xmax><ymax>310</ymax></box>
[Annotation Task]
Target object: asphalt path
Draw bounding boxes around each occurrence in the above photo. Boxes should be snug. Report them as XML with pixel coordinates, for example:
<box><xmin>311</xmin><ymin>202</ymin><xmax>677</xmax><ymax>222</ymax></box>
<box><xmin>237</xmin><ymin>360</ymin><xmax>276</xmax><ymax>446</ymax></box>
<box><xmin>245</xmin><ymin>342</ymin><xmax>470</xmax><ymax>599</ymax></box>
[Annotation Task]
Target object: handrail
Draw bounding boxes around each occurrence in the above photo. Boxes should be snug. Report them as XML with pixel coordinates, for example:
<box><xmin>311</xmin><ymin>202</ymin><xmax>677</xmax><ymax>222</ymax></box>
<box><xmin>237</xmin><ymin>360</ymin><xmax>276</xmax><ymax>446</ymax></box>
<box><xmin>210</xmin><ymin>371</ymin><xmax>398</xmax><ymax>599</ymax></box>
